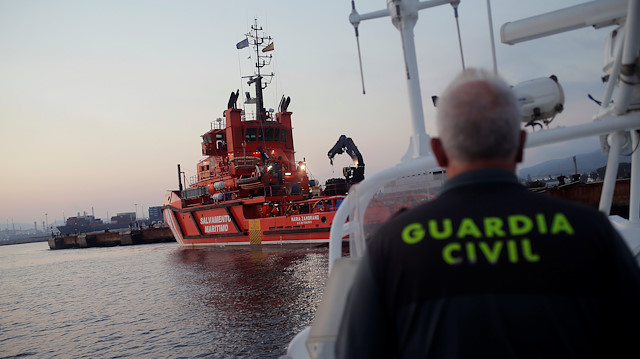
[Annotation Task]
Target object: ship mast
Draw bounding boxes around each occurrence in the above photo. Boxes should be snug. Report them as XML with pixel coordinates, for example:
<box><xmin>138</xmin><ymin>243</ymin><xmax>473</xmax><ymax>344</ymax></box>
<box><xmin>245</xmin><ymin>19</ymin><xmax>274</xmax><ymax>122</ymax></box>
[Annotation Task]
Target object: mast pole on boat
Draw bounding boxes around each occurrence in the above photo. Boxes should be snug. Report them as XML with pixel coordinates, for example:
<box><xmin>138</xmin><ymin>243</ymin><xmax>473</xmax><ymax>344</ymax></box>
<box><xmin>350</xmin><ymin>0</ymin><xmax>458</xmax><ymax>161</ymax></box>
<box><xmin>390</xmin><ymin>0</ymin><xmax>430</xmax><ymax>160</ymax></box>
<box><xmin>250</xmin><ymin>20</ymin><xmax>265</xmax><ymax>122</ymax></box>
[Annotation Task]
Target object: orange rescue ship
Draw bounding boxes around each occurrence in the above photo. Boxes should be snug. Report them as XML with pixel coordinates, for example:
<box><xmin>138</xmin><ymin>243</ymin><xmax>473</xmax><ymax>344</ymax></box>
<box><xmin>163</xmin><ymin>21</ymin><xmax>361</xmax><ymax>246</ymax></box>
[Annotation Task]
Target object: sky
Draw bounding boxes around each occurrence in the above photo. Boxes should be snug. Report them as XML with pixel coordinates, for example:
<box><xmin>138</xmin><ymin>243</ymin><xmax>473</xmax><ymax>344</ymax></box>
<box><xmin>0</xmin><ymin>0</ymin><xmax>615</xmax><ymax>227</ymax></box>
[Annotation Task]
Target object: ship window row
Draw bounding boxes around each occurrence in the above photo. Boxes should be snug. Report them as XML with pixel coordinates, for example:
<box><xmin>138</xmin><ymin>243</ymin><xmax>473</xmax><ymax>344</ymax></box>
<box><xmin>243</xmin><ymin>127</ymin><xmax>286</xmax><ymax>143</ymax></box>
<box><xmin>202</xmin><ymin>134</ymin><xmax>223</xmax><ymax>144</ymax></box>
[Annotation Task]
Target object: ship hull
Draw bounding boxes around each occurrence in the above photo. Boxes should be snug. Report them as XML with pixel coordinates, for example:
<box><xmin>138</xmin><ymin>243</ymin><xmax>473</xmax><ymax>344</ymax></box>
<box><xmin>163</xmin><ymin>196</ymin><xmax>339</xmax><ymax>246</ymax></box>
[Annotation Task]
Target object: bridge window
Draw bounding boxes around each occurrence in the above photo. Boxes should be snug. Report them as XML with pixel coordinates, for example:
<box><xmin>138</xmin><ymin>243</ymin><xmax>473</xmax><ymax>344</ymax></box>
<box><xmin>216</xmin><ymin>133</ymin><xmax>226</xmax><ymax>150</ymax></box>
<box><xmin>265</xmin><ymin>128</ymin><xmax>274</xmax><ymax>142</ymax></box>
<box><xmin>245</xmin><ymin>127</ymin><xmax>257</xmax><ymax>142</ymax></box>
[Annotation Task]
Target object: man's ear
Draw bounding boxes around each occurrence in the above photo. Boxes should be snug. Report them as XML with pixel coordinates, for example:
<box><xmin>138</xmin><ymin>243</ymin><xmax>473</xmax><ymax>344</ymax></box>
<box><xmin>430</xmin><ymin>137</ymin><xmax>448</xmax><ymax>167</ymax></box>
<box><xmin>515</xmin><ymin>130</ymin><xmax>527</xmax><ymax>163</ymax></box>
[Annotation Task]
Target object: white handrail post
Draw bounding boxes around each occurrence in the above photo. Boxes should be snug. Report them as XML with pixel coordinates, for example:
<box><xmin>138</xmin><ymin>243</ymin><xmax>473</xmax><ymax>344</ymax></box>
<box><xmin>614</xmin><ymin>0</ymin><xmax>640</xmax><ymax>116</ymax></box>
<box><xmin>328</xmin><ymin>196</ymin><xmax>350</xmax><ymax>272</ymax></box>
<box><xmin>599</xmin><ymin>131</ymin><xmax>624</xmax><ymax>215</ymax></box>
<box><xmin>630</xmin><ymin>130</ymin><xmax>640</xmax><ymax>222</ymax></box>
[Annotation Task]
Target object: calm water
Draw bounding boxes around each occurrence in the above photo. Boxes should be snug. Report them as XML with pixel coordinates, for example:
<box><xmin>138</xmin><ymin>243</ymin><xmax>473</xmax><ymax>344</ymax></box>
<box><xmin>0</xmin><ymin>242</ymin><xmax>329</xmax><ymax>358</ymax></box>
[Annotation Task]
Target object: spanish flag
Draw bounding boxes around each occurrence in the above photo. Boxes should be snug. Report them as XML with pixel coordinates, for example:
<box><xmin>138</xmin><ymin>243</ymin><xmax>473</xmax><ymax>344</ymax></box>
<box><xmin>262</xmin><ymin>42</ymin><xmax>274</xmax><ymax>52</ymax></box>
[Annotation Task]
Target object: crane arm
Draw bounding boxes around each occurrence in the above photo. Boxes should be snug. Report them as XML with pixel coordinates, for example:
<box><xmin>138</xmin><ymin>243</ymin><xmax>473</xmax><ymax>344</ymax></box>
<box><xmin>327</xmin><ymin>135</ymin><xmax>365</xmax><ymax>183</ymax></box>
<box><xmin>327</xmin><ymin>135</ymin><xmax>365</xmax><ymax>166</ymax></box>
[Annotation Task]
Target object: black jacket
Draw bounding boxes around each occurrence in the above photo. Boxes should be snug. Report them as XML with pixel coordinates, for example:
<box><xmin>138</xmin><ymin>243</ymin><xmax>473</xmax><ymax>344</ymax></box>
<box><xmin>336</xmin><ymin>169</ymin><xmax>640</xmax><ymax>358</ymax></box>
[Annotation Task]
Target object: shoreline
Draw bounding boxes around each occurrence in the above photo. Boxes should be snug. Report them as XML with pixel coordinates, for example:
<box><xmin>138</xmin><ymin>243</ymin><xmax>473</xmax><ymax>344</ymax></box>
<box><xmin>0</xmin><ymin>236</ymin><xmax>50</xmax><ymax>246</ymax></box>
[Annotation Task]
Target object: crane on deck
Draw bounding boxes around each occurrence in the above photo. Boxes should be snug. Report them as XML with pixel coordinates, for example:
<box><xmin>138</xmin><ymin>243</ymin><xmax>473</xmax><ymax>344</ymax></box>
<box><xmin>327</xmin><ymin>135</ymin><xmax>365</xmax><ymax>190</ymax></box>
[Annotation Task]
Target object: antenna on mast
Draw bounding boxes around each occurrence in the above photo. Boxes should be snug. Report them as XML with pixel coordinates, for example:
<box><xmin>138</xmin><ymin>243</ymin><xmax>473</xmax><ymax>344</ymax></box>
<box><xmin>243</xmin><ymin>19</ymin><xmax>275</xmax><ymax>121</ymax></box>
<box><xmin>350</xmin><ymin>0</ymin><xmax>366</xmax><ymax>95</ymax></box>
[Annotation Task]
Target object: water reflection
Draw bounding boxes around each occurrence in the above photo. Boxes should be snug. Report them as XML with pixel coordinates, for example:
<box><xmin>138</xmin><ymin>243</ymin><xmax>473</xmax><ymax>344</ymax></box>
<box><xmin>170</xmin><ymin>246</ymin><xmax>329</xmax><ymax>356</ymax></box>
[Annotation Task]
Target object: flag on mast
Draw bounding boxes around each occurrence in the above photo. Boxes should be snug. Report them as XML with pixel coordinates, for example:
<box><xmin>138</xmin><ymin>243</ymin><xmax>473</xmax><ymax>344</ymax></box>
<box><xmin>262</xmin><ymin>42</ymin><xmax>274</xmax><ymax>52</ymax></box>
<box><xmin>236</xmin><ymin>38</ymin><xmax>249</xmax><ymax>49</ymax></box>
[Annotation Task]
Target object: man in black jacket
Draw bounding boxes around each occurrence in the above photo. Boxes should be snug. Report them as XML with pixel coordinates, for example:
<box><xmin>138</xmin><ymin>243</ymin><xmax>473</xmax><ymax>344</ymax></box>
<box><xmin>336</xmin><ymin>69</ymin><xmax>640</xmax><ymax>358</ymax></box>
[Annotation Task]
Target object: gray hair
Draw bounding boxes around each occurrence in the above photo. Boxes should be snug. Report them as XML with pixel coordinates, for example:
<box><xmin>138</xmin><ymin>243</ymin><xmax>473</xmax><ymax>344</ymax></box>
<box><xmin>436</xmin><ymin>69</ymin><xmax>521</xmax><ymax>163</ymax></box>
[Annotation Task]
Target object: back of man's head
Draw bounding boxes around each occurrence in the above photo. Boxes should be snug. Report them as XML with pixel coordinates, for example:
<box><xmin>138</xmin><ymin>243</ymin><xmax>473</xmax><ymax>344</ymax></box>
<box><xmin>436</xmin><ymin>69</ymin><xmax>521</xmax><ymax>164</ymax></box>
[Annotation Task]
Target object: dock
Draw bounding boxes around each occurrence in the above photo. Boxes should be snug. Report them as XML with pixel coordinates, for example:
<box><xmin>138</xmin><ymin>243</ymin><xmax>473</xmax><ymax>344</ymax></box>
<box><xmin>533</xmin><ymin>178</ymin><xmax>630</xmax><ymax>217</ymax></box>
<box><xmin>48</xmin><ymin>226</ymin><xmax>175</xmax><ymax>250</ymax></box>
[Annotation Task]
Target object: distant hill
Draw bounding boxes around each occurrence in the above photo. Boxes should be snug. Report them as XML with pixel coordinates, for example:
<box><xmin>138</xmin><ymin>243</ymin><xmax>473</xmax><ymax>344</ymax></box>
<box><xmin>519</xmin><ymin>149</ymin><xmax>632</xmax><ymax>179</ymax></box>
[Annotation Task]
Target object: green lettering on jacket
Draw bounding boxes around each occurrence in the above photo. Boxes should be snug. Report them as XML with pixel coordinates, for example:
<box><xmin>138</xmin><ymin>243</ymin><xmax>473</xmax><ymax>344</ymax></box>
<box><xmin>402</xmin><ymin>223</ymin><xmax>425</xmax><ymax>244</ymax></box>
